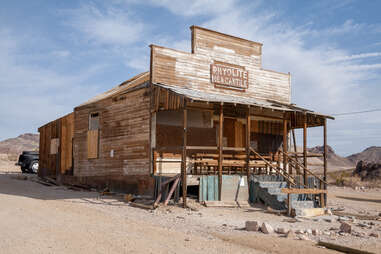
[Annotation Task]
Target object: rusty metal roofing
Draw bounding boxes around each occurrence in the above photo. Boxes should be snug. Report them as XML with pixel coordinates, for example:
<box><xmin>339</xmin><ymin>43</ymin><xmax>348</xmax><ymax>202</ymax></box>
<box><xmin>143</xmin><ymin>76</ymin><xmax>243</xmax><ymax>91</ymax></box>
<box><xmin>153</xmin><ymin>83</ymin><xmax>334</xmax><ymax>119</ymax></box>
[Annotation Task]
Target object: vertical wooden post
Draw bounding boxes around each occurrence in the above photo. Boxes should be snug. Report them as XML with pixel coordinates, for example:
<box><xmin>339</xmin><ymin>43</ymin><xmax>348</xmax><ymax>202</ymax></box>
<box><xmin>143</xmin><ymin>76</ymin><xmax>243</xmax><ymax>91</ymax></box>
<box><xmin>303</xmin><ymin>114</ymin><xmax>308</xmax><ymax>186</ymax></box>
<box><xmin>182</xmin><ymin>103</ymin><xmax>187</xmax><ymax>208</ymax></box>
<box><xmin>218</xmin><ymin>103</ymin><xmax>223</xmax><ymax>201</ymax></box>
<box><xmin>323</xmin><ymin>118</ymin><xmax>328</xmax><ymax>206</ymax></box>
<box><xmin>292</xmin><ymin>129</ymin><xmax>299</xmax><ymax>175</ymax></box>
<box><xmin>246</xmin><ymin>107</ymin><xmax>251</xmax><ymax>194</ymax></box>
<box><xmin>283</xmin><ymin>117</ymin><xmax>288</xmax><ymax>174</ymax></box>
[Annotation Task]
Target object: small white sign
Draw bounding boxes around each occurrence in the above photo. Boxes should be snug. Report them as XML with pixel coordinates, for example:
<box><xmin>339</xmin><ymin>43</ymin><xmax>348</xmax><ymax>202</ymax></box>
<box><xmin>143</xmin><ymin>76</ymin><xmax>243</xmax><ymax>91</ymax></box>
<box><xmin>110</xmin><ymin>149</ymin><xmax>114</xmax><ymax>158</ymax></box>
<box><xmin>240</xmin><ymin>177</ymin><xmax>245</xmax><ymax>186</ymax></box>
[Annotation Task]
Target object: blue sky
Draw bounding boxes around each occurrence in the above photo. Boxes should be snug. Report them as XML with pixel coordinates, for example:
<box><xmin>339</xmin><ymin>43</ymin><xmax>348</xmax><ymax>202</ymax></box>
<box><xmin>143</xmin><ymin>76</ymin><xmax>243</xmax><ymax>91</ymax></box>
<box><xmin>0</xmin><ymin>0</ymin><xmax>380</xmax><ymax>156</ymax></box>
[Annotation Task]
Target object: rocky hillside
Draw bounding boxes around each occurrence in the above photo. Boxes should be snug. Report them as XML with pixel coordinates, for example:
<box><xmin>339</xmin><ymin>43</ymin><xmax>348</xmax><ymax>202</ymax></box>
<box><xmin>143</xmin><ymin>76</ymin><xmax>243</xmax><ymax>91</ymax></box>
<box><xmin>347</xmin><ymin>146</ymin><xmax>381</xmax><ymax>164</ymax></box>
<box><xmin>0</xmin><ymin>133</ymin><xmax>39</xmax><ymax>158</ymax></box>
<box><xmin>308</xmin><ymin>145</ymin><xmax>354</xmax><ymax>168</ymax></box>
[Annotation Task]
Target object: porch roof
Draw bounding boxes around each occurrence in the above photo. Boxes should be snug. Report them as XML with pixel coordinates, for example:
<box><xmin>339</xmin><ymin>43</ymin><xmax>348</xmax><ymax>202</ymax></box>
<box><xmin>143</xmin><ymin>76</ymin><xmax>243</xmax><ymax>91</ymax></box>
<box><xmin>153</xmin><ymin>83</ymin><xmax>334</xmax><ymax>120</ymax></box>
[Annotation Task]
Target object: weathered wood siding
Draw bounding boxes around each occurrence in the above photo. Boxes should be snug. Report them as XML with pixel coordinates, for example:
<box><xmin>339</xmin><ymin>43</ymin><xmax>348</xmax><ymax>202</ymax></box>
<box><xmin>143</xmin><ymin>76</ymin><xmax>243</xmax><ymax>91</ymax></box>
<box><xmin>73</xmin><ymin>88</ymin><xmax>151</xmax><ymax>177</ymax></box>
<box><xmin>60</xmin><ymin>113</ymin><xmax>74</xmax><ymax>174</ymax></box>
<box><xmin>151</xmin><ymin>26</ymin><xmax>291</xmax><ymax>104</ymax></box>
<box><xmin>38</xmin><ymin>112</ymin><xmax>74</xmax><ymax>177</ymax></box>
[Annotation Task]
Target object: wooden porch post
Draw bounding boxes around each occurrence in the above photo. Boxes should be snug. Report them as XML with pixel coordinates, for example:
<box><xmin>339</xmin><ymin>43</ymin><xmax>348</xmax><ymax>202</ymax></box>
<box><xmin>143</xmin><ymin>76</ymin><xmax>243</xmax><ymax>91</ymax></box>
<box><xmin>182</xmin><ymin>102</ymin><xmax>188</xmax><ymax>208</ymax></box>
<box><xmin>246</xmin><ymin>107</ymin><xmax>251</xmax><ymax>192</ymax></box>
<box><xmin>218</xmin><ymin>103</ymin><xmax>223</xmax><ymax>201</ymax></box>
<box><xmin>323</xmin><ymin>118</ymin><xmax>328</xmax><ymax>205</ymax></box>
<box><xmin>283</xmin><ymin>117</ymin><xmax>288</xmax><ymax>174</ymax></box>
<box><xmin>303</xmin><ymin>114</ymin><xmax>308</xmax><ymax>186</ymax></box>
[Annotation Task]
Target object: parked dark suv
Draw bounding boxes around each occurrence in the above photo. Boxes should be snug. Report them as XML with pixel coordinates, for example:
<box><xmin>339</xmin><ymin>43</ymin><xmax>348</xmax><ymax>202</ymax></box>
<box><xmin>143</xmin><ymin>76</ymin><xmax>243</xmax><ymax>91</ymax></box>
<box><xmin>17</xmin><ymin>151</ymin><xmax>39</xmax><ymax>173</ymax></box>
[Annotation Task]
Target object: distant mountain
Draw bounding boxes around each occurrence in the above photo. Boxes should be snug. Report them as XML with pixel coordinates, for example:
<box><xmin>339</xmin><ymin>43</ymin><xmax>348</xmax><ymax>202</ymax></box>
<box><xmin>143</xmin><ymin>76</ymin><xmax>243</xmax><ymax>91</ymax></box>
<box><xmin>289</xmin><ymin>145</ymin><xmax>355</xmax><ymax>172</ymax></box>
<box><xmin>308</xmin><ymin>145</ymin><xmax>355</xmax><ymax>169</ymax></box>
<box><xmin>0</xmin><ymin>133</ymin><xmax>39</xmax><ymax>156</ymax></box>
<box><xmin>347</xmin><ymin>146</ymin><xmax>381</xmax><ymax>164</ymax></box>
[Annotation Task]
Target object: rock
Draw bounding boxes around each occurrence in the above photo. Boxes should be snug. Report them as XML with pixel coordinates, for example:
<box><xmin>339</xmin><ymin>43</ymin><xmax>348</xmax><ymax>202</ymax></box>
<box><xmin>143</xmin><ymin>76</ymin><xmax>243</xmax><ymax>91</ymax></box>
<box><xmin>306</xmin><ymin>229</ymin><xmax>312</xmax><ymax>234</ymax></box>
<box><xmin>340</xmin><ymin>222</ymin><xmax>352</xmax><ymax>233</ymax></box>
<box><xmin>324</xmin><ymin>218</ymin><xmax>334</xmax><ymax>223</ymax></box>
<box><xmin>275</xmin><ymin>227</ymin><xmax>287</xmax><ymax>234</ymax></box>
<box><xmin>369</xmin><ymin>232</ymin><xmax>379</xmax><ymax>238</ymax></box>
<box><xmin>312</xmin><ymin>229</ymin><xmax>319</xmax><ymax>236</ymax></box>
<box><xmin>285</xmin><ymin>230</ymin><xmax>295</xmax><ymax>239</ymax></box>
<box><xmin>261</xmin><ymin>222</ymin><xmax>274</xmax><ymax>234</ymax></box>
<box><xmin>295</xmin><ymin>229</ymin><xmax>304</xmax><ymax>234</ymax></box>
<box><xmin>298</xmin><ymin>235</ymin><xmax>310</xmax><ymax>241</ymax></box>
<box><xmin>245</xmin><ymin>221</ymin><xmax>260</xmax><ymax>232</ymax></box>
<box><xmin>313</xmin><ymin>218</ymin><xmax>322</xmax><ymax>222</ymax></box>
<box><xmin>338</xmin><ymin>216</ymin><xmax>350</xmax><ymax>222</ymax></box>
<box><xmin>326</xmin><ymin>209</ymin><xmax>333</xmax><ymax>215</ymax></box>
<box><xmin>323</xmin><ymin>231</ymin><xmax>330</xmax><ymax>236</ymax></box>
<box><xmin>184</xmin><ymin>237</ymin><xmax>191</xmax><ymax>241</ymax></box>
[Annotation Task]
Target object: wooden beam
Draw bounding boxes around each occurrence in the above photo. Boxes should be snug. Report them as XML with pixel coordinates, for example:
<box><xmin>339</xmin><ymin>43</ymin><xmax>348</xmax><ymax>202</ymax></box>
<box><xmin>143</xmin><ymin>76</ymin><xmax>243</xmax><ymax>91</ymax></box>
<box><xmin>317</xmin><ymin>241</ymin><xmax>374</xmax><ymax>254</ymax></box>
<box><xmin>303</xmin><ymin>114</ymin><xmax>307</xmax><ymax>186</ymax></box>
<box><xmin>291</xmin><ymin>129</ymin><xmax>299</xmax><ymax>175</ymax></box>
<box><xmin>182</xmin><ymin>104</ymin><xmax>187</xmax><ymax>208</ymax></box>
<box><xmin>164</xmin><ymin>177</ymin><xmax>180</xmax><ymax>206</ymax></box>
<box><xmin>323</xmin><ymin>118</ymin><xmax>328</xmax><ymax>205</ymax></box>
<box><xmin>218</xmin><ymin>103</ymin><xmax>223</xmax><ymax>201</ymax></box>
<box><xmin>283</xmin><ymin>117</ymin><xmax>288</xmax><ymax>175</ymax></box>
<box><xmin>281</xmin><ymin>188</ymin><xmax>328</xmax><ymax>194</ymax></box>
<box><xmin>246</xmin><ymin>107</ymin><xmax>251</xmax><ymax>193</ymax></box>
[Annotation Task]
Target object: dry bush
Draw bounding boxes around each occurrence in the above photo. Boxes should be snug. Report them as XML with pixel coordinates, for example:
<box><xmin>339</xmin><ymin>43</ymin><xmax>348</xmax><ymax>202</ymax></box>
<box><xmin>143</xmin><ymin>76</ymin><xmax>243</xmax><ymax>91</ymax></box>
<box><xmin>335</xmin><ymin>175</ymin><xmax>381</xmax><ymax>189</ymax></box>
<box><xmin>7</xmin><ymin>154</ymin><xmax>19</xmax><ymax>161</ymax></box>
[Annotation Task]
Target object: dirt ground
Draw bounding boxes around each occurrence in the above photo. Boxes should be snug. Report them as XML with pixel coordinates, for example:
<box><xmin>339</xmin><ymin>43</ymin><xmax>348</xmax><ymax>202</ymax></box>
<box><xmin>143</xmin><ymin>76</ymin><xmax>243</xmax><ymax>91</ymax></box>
<box><xmin>0</xmin><ymin>163</ymin><xmax>380</xmax><ymax>253</ymax></box>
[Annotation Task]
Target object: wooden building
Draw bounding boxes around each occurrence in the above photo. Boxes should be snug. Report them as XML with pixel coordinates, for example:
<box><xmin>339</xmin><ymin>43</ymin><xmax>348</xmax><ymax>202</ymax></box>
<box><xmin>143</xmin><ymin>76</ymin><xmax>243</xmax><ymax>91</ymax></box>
<box><xmin>39</xmin><ymin>26</ymin><xmax>333</xmax><ymax>210</ymax></box>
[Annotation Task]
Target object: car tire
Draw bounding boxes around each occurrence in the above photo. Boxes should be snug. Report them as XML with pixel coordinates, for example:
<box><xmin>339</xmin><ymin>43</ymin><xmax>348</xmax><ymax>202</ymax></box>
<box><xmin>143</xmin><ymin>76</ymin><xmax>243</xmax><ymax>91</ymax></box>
<box><xmin>21</xmin><ymin>167</ymin><xmax>27</xmax><ymax>173</ymax></box>
<box><xmin>29</xmin><ymin>161</ymin><xmax>39</xmax><ymax>174</ymax></box>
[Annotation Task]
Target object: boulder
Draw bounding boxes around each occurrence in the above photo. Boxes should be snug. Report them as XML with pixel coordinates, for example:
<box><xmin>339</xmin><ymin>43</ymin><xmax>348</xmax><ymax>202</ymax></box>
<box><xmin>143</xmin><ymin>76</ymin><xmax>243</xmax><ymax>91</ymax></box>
<box><xmin>261</xmin><ymin>222</ymin><xmax>274</xmax><ymax>234</ymax></box>
<box><xmin>369</xmin><ymin>232</ymin><xmax>379</xmax><ymax>238</ymax></box>
<box><xmin>340</xmin><ymin>222</ymin><xmax>352</xmax><ymax>233</ymax></box>
<box><xmin>275</xmin><ymin>227</ymin><xmax>287</xmax><ymax>234</ymax></box>
<box><xmin>245</xmin><ymin>221</ymin><xmax>260</xmax><ymax>232</ymax></box>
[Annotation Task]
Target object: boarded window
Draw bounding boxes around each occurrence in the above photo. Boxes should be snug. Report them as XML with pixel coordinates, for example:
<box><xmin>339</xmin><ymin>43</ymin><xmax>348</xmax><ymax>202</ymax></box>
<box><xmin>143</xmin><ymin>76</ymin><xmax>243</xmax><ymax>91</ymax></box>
<box><xmin>89</xmin><ymin>112</ymin><xmax>99</xmax><ymax>130</ymax></box>
<box><xmin>50</xmin><ymin>138</ymin><xmax>59</xmax><ymax>155</ymax></box>
<box><xmin>87</xmin><ymin>130</ymin><xmax>99</xmax><ymax>159</ymax></box>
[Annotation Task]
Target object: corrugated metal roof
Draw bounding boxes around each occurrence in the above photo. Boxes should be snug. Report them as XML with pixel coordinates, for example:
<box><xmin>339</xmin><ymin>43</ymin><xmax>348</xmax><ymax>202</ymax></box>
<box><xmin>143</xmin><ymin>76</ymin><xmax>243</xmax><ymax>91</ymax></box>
<box><xmin>153</xmin><ymin>83</ymin><xmax>334</xmax><ymax>119</ymax></box>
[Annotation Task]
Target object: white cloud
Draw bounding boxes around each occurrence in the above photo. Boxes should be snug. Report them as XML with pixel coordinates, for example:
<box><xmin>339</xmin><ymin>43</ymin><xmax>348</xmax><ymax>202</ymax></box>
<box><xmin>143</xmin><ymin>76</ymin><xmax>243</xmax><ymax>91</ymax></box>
<box><xmin>123</xmin><ymin>0</ymin><xmax>238</xmax><ymax>16</ymax></box>
<box><xmin>0</xmin><ymin>30</ymin><xmax>104</xmax><ymax>140</ymax></box>
<box><xmin>65</xmin><ymin>4</ymin><xmax>146</xmax><ymax>45</ymax></box>
<box><xmin>328</xmin><ymin>52</ymin><xmax>381</xmax><ymax>62</ymax></box>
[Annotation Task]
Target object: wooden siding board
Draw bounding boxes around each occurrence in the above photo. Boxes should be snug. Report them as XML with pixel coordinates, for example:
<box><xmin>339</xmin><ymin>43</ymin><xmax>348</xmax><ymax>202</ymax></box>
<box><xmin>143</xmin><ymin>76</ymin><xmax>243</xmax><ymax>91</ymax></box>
<box><xmin>74</xmin><ymin>88</ymin><xmax>151</xmax><ymax>177</ymax></box>
<box><xmin>151</xmin><ymin>44</ymin><xmax>290</xmax><ymax>104</ymax></box>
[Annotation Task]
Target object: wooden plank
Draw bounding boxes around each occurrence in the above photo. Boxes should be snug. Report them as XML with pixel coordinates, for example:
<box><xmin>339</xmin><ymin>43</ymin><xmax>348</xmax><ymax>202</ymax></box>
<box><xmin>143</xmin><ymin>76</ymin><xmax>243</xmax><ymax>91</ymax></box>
<box><xmin>281</xmin><ymin>188</ymin><xmax>328</xmax><ymax>194</ymax></box>
<box><xmin>317</xmin><ymin>241</ymin><xmax>375</xmax><ymax>254</ymax></box>
<box><xmin>182</xmin><ymin>105</ymin><xmax>187</xmax><ymax>207</ymax></box>
<box><xmin>283</xmin><ymin>118</ymin><xmax>288</xmax><ymax>174</ymax></box>
<box><xmin>303</xmin><ymin>114</ymin><xmax>307</xmax><ymax>185</ymax></box>
<box><xmin>164</xmin><ymin>177</ymin><xmax>180</xmax><ymax>206</ymax></box>
<box><xmin>323</xmin><ymin>118</ymin><xmax>328</xmax><ymax>205</ymax></box>
<box><xmin>87</xmin><ymin>130</ymin><xmax>99</xmax><ymax>159</ymax></box>
<box><xmin>246</xmin><ymin>108</ymin><xmax>250</xmax><ymax>194</ymax></box>
<box><xmin>218</xmin><ymin>104</ymin><xmax>223</xmax><ymax>201</ymax></box>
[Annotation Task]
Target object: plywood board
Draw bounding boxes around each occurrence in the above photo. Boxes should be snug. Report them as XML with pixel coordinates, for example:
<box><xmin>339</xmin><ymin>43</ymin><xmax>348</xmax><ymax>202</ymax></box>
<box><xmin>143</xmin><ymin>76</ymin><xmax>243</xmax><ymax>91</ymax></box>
<box><xmin>87</xmin><ymin>130</ymin><xmax>99</xmax><ymax>159</ymax></box>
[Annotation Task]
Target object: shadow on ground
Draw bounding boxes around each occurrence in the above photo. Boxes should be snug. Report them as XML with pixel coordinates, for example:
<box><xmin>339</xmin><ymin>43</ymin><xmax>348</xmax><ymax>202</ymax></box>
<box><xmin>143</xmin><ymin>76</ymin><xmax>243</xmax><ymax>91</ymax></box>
<box><xmin>0</xmin><ymin>172</ymin><xmax>128</xmax><ymax>207</ymax></box>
